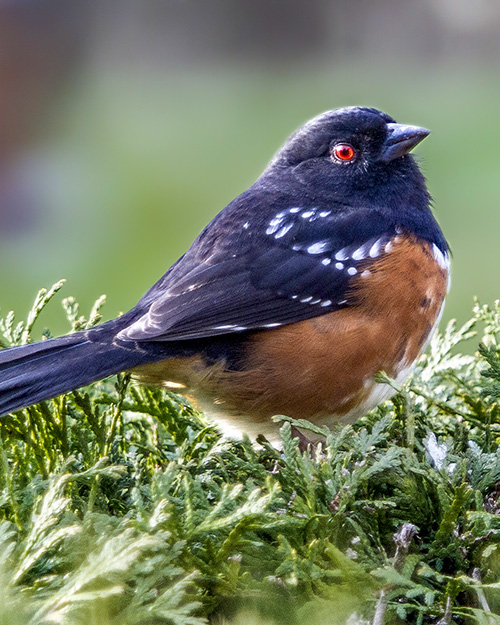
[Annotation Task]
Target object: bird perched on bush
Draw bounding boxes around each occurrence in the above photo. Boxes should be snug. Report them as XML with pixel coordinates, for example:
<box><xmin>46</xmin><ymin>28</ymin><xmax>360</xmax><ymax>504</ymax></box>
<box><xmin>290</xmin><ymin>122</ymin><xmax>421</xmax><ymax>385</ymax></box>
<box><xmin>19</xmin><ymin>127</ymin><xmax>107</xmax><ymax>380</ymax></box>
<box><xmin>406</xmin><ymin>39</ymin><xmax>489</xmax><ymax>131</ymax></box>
<box><xmin>0</xmin><ymin>106</ymin><xmax>449</xmax><ymax>439</ymax></box>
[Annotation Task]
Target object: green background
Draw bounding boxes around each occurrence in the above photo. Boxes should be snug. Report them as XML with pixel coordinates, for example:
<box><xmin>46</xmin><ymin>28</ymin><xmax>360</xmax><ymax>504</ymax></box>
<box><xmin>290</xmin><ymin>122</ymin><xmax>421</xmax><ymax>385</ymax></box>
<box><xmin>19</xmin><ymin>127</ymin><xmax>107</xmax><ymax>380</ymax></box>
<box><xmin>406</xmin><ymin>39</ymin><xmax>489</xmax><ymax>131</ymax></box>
<box><xmin>1</xmin><ymin>65</ymin><xmax>498</xmax><ymax>337</ymax></box>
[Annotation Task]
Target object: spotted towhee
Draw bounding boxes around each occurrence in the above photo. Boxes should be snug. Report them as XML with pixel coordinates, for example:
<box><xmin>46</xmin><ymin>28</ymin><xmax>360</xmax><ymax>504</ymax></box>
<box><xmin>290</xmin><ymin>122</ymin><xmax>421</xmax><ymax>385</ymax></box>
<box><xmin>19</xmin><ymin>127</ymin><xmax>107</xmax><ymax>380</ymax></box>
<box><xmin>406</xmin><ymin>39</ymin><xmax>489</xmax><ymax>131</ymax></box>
<box><xmin>0</xmin><ymin>107</ymin><xmax>449</xmax><ymax>439</ymax></box>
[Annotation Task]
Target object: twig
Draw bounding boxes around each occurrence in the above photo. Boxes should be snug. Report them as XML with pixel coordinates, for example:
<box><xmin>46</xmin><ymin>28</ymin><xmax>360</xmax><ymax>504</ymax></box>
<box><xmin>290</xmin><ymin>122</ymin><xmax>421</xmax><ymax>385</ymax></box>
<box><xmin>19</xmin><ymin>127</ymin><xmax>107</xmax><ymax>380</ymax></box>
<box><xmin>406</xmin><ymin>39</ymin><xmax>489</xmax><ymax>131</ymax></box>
<box><xmin>372</xmin><ymin>590</ymin><xmax>387</xmax><ymax>625</ymax></box>
<box><xmin>435</xmin><ymin>595</ymin><xmax>452</xmax><ymax>625</ymax></box>
<box><xmin>472</xmin><ymin>568</ymin><xmax>496</xmax><ymax>625</ymax></box>
<box><xmin>393</xmin><ymin>523</ymin><xmax>417</xmax><ymax>572</ymax></box>
<box><xmin>371</xmin><ymin>525</ymin><xmax>418</xmax><ymax>625</ymax></box>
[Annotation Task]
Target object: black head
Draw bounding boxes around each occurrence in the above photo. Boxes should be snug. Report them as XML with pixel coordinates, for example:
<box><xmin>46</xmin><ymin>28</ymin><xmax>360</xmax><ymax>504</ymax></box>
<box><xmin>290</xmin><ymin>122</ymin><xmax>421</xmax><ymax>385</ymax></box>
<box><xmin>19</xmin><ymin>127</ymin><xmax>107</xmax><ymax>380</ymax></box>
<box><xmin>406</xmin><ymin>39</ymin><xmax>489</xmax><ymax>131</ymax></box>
<box><xmin>255</xmin><ymin>106</ymin><xmax>447</xmax><ymax>253</ymax></box>
<box><xmin>266</xmin><ymin>106</ymin><xmax>430</xmax><ymax>204</ymax></box>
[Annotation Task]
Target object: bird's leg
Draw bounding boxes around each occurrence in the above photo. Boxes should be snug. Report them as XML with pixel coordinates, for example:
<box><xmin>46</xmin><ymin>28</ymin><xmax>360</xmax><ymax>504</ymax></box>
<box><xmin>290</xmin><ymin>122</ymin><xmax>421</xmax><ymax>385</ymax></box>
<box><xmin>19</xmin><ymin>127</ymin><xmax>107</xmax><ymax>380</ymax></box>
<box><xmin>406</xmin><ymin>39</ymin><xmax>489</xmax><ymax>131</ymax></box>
<box><xmin>290</xmin><ymin>425</ymin><xmax>317</xmax><ymax>453</ymax></box>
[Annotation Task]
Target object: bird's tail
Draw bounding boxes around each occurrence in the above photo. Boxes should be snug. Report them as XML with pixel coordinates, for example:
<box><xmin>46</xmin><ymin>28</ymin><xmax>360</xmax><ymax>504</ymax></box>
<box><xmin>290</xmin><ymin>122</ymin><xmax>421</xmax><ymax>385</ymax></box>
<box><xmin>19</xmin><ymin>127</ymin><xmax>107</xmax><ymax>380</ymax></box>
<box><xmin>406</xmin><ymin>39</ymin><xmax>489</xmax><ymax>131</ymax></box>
<box><xmin>0</xmin><ymin>324</ymin><xmax>159</xmax><ymax>416</ymax></box>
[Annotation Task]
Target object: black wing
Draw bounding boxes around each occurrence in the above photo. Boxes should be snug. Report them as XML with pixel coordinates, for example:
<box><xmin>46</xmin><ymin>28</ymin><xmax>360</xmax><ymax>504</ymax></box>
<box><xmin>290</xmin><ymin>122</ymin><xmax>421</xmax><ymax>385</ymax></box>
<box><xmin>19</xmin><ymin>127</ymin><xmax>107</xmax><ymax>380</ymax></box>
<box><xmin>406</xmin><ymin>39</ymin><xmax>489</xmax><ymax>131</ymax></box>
<box><xmin>118</xmin><ymin>197</ymin><xmax>395</xmax><ymax>342</ymax></box>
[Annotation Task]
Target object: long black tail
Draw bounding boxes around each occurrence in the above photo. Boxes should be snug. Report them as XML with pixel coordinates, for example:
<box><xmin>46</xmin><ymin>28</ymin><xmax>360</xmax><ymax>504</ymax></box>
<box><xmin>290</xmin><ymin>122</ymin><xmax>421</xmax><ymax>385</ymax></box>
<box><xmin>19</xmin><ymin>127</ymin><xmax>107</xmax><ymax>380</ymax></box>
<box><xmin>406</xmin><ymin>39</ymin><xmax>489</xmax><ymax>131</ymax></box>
<box><xmin>0</xmin><ymin>322</ymin><xmax>163</xmax><ymax>416</ymax></box>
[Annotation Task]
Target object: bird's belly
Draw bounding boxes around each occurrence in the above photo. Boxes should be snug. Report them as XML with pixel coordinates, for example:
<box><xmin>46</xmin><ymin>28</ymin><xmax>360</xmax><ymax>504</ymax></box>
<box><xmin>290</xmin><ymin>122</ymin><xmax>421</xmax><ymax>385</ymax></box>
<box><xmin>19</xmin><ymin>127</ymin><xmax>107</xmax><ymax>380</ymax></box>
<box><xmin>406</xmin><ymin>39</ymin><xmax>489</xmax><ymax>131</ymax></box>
<box><xmin>135</xmin><ymin>237</ymin><xmax>449</xmax><ymax>439</ymax></box>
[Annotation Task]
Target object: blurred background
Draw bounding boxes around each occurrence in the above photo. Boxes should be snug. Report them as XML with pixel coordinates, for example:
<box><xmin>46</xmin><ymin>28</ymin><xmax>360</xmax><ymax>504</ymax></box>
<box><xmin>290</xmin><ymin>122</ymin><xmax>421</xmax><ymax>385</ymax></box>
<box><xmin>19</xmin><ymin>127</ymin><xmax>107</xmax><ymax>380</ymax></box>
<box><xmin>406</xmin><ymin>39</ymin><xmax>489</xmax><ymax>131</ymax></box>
<box><xmin>0</xmin><ymin>0</ymin><xmax>499</xmax><ymax>336</ymax></box>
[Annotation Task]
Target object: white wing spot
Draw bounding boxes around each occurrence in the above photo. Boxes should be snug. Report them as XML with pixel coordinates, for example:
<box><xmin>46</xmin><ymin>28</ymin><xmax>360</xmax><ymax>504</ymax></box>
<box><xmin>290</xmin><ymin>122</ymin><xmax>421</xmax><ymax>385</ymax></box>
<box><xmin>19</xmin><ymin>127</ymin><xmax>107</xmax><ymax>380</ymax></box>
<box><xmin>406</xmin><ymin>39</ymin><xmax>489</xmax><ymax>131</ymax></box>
<box><xmin>121</xmin><ymin>314</ymin><xmax>157</xmax><ymax>339</ymax></box>
<box><xmin>289</xmin><ymin>207</ymin><xmax>301</xmax><ymax>213</ymax></box>
<box><xmin>266</xmin><ymin>212</ymin><xmax>287</xmax><ymax>235</ymax></box>
<box><xmin>213</xmin><ymin>324</ymin><xmax>248</xmax><ymax>331</ymax></box>
<box><xmin>321</xmin><ymin>258</ymin><xmax>332</xmax><ymax>266</ymax></box>
<box><xmin>320</xmin><ymin>299</ymin><xmax>332</xmax><ymax>307</ymax></box>
<box><xmin>335</xmin><ymin>248</ymin><xmax>349</xmax><ymax>261</ymax></box>
<box><xmin>361</xmin><ymin>270</ymin><xmax>371</xmax><ymax>278</ymax></box>
<box><xmin>385</xmin><ymin>241</ymin><xmax>394</xmax><ymax>253</ymax></box>
<box><xmin>300</xmin><ymin>296</ymin><xmax>313</xmax><ymax>303</ymax></box>
<box><xmin>243</xmin><ymin>221</ymin><xmax>250</xmax><ymax>230</ymax></box>
<box><xmin>335</xmin><ymin>262</ymin><xmax>344</xmax><ymax>270</ymax></box>
<box><xmin>319</xmin><ymin>210</ymin><xmax>331</xmax><ymax>217</ymax></box>
<box><xmin>275</xmin><ymin>223</ymin><xmax>294</xmax><ymax>239</ymax></box>
<box><xmin>307</xmin><ymin>241</ymin><xmax>330</xmax><ymax>254</ymax></box>
<box><xmin>310</xmin><ymin>298</ymin><xmax>322</xmax><ymax>305</ymax></box>
<box><xmin>351</xmin><ymin>245</ymin><xmax>367</xmax><ymax>261</ymax></box>
<box><xmin>263</xmin><ymin>322</ymin><xmax>282</xmax><ymax>328</ymax></box>
<box><xmin>338</xmin><ymin>299</ymin><xmax>347</xmax><ymax>305</ymax></box>
<box><xmin>347</xmin><ymin>267</ymin><xmax>357</xmax><ymax>276</ymax></box>
<box><xmin>301</xmin><ymin>210</ymin><xmax>315</xmax><ymax>219</ymax></box>
<box><xmin>266</xmin><ymin>223</ymin><xmax>280</xmax><ymax>236</ymax></box>
<box><xmin>369</xmin><ymin>239</ymin><xmax>383</xmax><ymax>258</ymax></box>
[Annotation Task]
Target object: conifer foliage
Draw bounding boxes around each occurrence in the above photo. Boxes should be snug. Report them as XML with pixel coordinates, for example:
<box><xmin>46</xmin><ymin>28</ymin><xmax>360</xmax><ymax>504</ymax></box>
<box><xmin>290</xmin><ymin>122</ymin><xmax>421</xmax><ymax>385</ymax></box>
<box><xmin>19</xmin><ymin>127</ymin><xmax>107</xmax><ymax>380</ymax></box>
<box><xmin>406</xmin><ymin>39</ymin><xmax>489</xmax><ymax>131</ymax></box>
<box><xmin>1</xmin><ymin>283</ymin><xmax>500</xmax><ymax>624</ymax></box>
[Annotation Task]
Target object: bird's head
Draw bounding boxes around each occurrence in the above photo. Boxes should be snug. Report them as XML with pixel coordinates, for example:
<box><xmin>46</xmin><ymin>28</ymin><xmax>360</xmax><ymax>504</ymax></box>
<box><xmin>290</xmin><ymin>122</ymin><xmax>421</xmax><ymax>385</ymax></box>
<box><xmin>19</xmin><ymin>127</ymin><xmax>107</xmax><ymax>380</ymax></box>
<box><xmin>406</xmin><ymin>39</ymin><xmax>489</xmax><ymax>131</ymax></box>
<box><xmin>266</xmin><ymin>106</ymin><xmax>430</xmax><ymax>203</ymax></box>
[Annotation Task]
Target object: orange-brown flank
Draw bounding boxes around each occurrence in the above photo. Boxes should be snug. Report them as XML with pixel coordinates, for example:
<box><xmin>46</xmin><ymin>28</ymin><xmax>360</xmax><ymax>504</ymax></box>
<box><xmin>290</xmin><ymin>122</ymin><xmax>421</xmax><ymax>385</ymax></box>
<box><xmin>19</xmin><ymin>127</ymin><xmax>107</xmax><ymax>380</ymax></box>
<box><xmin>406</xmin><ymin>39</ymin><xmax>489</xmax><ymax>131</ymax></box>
<box><xmin>135</xmin><ymin>235</ymin><xmax>448</xmax><ymax>433</ymax></box>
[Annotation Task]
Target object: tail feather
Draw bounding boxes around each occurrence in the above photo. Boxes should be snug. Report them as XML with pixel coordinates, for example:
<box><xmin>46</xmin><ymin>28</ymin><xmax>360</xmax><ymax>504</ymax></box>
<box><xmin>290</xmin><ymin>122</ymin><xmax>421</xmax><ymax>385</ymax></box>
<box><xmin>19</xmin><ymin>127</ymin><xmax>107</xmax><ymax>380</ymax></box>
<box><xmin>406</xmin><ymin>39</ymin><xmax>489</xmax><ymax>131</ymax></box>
<box><xmin>0</xmin><ymin>328</ymin><xmax>162</xmax><ymax>416</ymax></box>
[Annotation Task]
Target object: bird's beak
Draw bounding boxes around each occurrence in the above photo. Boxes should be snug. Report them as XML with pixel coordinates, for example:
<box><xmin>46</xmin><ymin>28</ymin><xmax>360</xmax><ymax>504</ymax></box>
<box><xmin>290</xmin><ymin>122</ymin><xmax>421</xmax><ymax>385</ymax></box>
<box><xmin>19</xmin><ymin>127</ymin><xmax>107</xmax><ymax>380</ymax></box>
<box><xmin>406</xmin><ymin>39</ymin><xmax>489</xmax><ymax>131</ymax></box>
<box><xmin>379</xmin><ymin>123</ymin><xmax>430</xmax><ymax>162</ymax></box>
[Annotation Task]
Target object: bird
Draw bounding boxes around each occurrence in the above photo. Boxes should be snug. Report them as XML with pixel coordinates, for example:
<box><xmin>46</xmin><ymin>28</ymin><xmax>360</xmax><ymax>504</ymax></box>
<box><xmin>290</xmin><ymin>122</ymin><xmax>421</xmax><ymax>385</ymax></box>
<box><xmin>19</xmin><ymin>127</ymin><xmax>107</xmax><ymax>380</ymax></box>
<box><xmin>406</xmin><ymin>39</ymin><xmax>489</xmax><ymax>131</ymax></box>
<box><xmin>0</xmin><ymin>106</ymin><xmax>449</xmax><ymax>439</ymax></box>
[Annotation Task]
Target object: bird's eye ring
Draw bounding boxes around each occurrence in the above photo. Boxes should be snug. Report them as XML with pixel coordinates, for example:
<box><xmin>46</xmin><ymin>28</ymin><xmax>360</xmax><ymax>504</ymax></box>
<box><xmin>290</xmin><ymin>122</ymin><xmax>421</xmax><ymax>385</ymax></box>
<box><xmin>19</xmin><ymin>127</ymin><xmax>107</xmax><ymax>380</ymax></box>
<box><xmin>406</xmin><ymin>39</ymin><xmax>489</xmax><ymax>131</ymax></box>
<box><xmin>331</xmin><ymin>143</ymin><xmax>356</xmax><ymax>162</ymax></box>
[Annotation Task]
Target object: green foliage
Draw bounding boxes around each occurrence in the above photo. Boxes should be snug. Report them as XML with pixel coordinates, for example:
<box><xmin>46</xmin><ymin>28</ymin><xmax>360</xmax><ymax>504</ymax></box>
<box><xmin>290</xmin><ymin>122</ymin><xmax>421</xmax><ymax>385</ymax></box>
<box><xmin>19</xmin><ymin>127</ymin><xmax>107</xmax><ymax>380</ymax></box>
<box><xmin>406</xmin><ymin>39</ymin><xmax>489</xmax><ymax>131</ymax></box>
<box><xmin>3</xmin><ymin>286</ymin><xmax>500</xmax><ymax>624</ymax></box>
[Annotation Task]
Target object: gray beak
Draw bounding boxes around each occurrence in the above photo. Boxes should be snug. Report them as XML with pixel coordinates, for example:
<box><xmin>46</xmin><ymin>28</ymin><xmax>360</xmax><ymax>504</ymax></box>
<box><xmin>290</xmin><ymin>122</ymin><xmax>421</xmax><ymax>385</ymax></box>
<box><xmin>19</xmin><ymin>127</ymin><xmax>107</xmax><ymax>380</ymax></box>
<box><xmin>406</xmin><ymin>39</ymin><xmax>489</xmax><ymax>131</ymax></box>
<box><xmin>379</xmin><ymin>123</ymin><xmax>430</xmax><ymax>162</ymax></box>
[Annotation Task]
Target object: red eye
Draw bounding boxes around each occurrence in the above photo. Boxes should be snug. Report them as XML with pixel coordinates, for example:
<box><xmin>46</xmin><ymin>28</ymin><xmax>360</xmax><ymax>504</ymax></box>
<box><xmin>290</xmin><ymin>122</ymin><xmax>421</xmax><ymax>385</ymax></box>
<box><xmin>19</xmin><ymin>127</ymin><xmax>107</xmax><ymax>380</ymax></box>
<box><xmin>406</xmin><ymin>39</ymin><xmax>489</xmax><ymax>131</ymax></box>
<box><xmin>332</xmin><ymin>143</ymin><xmax>355</xmax><ymax>162</ymax></box>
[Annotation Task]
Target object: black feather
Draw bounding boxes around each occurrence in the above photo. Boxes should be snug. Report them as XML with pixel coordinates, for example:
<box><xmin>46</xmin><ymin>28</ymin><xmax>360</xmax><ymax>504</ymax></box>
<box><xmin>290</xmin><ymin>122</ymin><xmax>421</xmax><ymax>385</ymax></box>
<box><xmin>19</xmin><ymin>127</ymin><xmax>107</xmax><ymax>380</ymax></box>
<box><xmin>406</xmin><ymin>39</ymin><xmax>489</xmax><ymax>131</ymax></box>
<box><xmin>0</xmin><ymin>323</ymin><xmax>165</xmax><ymax>416</ymax></box>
